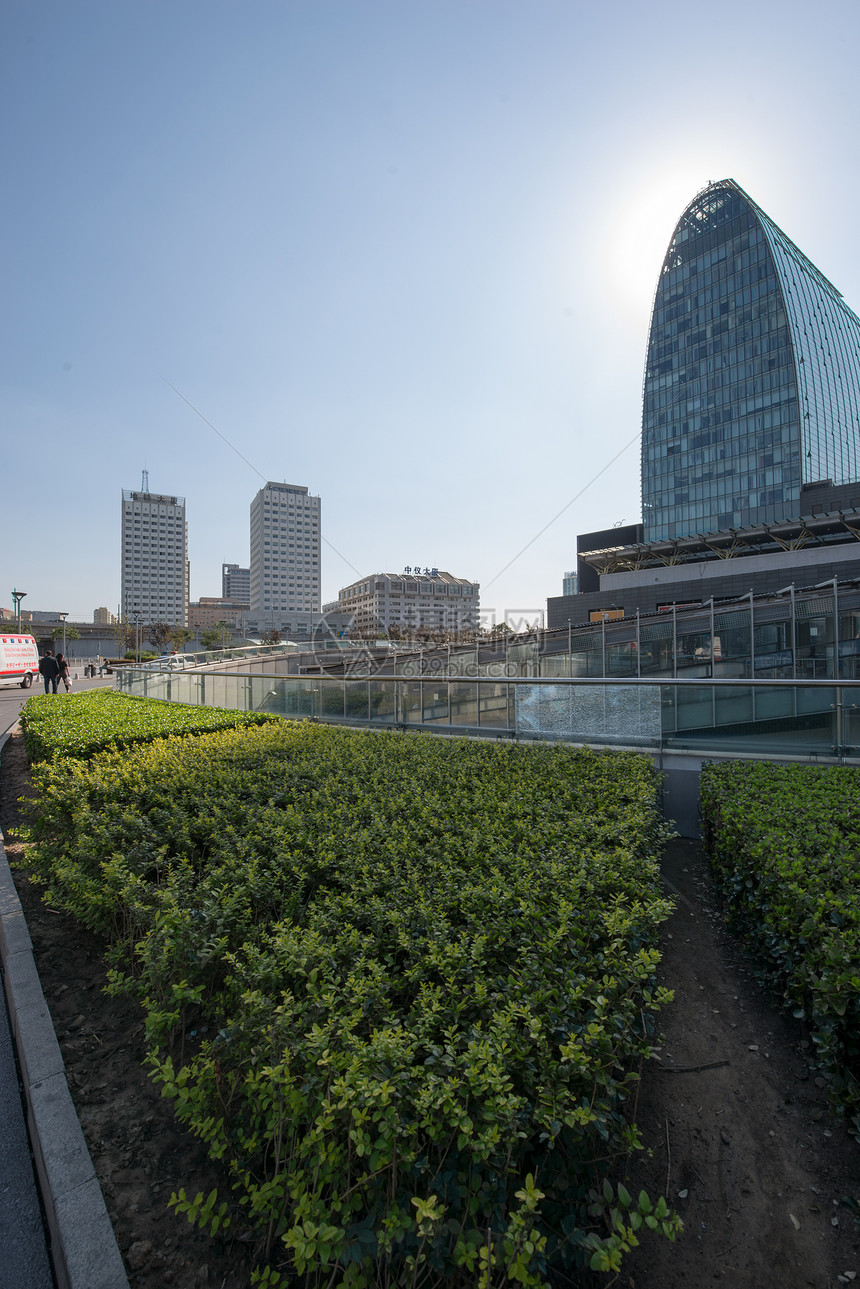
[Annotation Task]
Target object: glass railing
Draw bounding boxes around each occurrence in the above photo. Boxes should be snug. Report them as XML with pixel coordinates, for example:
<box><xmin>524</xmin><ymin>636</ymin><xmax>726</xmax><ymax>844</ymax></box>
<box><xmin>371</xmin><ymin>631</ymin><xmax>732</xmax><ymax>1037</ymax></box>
<box><xmin>116</xmin><ymin>641</ymin><xmax>299</xmax><ymax>671</ymax></box>
<box><xmin>114</xmin><ymin>669</ymin><xmax>860</xmax><ymax>762</ymax></box>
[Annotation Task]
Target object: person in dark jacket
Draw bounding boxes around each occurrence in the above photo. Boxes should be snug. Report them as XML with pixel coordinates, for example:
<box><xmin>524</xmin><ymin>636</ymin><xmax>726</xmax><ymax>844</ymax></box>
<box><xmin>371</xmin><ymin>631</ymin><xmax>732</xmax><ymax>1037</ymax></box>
<box><xmin>39</xmin><ymin>651</ymin><xmax>60</xmax><ymax>693</ymax></box>
<box><xmin>56</xmin><ymin>652</ymin><xmax>71</xmax><ymax>692</ymax></box>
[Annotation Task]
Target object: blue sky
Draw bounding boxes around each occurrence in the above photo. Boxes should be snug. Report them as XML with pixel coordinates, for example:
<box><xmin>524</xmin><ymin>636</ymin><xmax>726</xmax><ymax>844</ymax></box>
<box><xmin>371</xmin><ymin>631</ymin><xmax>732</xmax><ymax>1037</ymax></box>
<box><xmin>5</xmin><ymin>0</ymin><xmax>860</xmax><ymax>626</ymax></box>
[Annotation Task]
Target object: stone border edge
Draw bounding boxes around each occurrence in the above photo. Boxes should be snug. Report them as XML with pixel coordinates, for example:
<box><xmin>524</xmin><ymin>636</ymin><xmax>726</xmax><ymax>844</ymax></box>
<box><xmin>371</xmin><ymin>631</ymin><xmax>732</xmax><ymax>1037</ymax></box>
<box><xmin>0</xmin><ymin>725</ymin><xmax>129</xmax><ymax>1289</ymax></box>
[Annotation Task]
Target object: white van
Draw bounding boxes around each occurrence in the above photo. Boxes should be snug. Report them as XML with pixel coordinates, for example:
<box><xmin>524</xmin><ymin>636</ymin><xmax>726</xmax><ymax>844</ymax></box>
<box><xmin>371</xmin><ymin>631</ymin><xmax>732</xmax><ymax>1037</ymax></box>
<box><xmin>0</xmin><ymin>633</ymin><xmax>41</xmax><ymax>689</ymax></box>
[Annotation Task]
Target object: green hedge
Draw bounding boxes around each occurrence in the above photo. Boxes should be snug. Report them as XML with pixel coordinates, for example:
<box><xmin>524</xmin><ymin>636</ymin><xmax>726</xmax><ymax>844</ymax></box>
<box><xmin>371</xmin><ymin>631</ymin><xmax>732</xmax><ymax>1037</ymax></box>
<box><xmin>19</xmin><ymin>689</ymin><xmax>275</xmax><ymax>762</ymax></box>
<box><xmin>25</xmin><ymin>721</ymin><xmax>678</xmax><ymax>1285</ymax></box>
<box><xmin>700</xmin><ymin>760</ymin><xmax>860</xmax><ymax>1130</ymax></box>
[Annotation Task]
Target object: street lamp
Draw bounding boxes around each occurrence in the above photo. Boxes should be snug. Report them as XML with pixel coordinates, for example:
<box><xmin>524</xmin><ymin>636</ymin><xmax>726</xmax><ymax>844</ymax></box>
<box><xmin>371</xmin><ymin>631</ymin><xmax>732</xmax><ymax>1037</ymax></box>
<box><xmin>132</xmin><ymin>608</ymin><xmax>142</xmax><ymax>664</ymax></box>
<box><xmin>11</xmin><ymin>589</ymin><xmax>27</xmax><ymax>632</ymax></box>
<box><xmin>58</xmin><ymin>611</ymin><xmax>69</xmax><ymax>657</ymax></box>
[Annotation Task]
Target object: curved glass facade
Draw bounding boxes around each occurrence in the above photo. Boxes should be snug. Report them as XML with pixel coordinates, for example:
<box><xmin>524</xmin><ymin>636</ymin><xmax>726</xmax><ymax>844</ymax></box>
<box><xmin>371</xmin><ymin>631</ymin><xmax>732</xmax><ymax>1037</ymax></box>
<box><xmin>641</xmin><ymin>179</ymin><xmax>860</xmax><ymax>541</ymax></box>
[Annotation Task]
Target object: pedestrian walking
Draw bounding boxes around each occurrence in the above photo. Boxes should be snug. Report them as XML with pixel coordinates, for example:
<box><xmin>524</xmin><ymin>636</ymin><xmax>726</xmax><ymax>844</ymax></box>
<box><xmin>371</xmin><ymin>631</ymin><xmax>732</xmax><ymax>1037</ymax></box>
<box><xmin>56</xmin><ymin>652</ymin><xmax>72</xmax><ymax>692</ymax></box>
<box><xmin>39</xmin><ymin>651</ymin><xmax>60</xmax><ymax>694</ymax></box>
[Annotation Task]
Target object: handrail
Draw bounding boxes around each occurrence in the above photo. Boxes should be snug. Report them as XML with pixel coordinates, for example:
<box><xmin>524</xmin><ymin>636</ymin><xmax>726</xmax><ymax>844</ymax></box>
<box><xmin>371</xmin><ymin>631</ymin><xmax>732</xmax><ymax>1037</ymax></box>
<box><xmin>118</xmin><ymin>668</ymin><xmax>860</xmax><ymax>688</ymax></box>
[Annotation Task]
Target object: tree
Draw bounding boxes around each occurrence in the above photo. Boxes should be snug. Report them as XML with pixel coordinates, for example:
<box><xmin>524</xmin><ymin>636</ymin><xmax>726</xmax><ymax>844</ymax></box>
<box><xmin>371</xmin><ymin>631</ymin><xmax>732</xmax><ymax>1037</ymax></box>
<box><xmin>259</xmin><ymin>628</ymin><xmax>282</xmax><ymax>646</ymax></box>
<box><xmin>169</xmin><ymin>627</ymin><xmax>193</xmax><ymax>651</ymax></box>
<box><xmin>112</xmin><ymin>616</ymin><xmax>135</xmax><ymax>655</ymax></box>
<box><xmin>51</xmin><ymin>623</ymin><xmax>81</xmax><ymax>645</ymax></box>
<box><xmin>201</xmin><ymin>620</ymin><xmax>233</xmax><ymax>650</ymax></box>
<box><xmin>147</xmin><ymin>621</ymin><xmax>175</xmax><ymax>652</ymax></box>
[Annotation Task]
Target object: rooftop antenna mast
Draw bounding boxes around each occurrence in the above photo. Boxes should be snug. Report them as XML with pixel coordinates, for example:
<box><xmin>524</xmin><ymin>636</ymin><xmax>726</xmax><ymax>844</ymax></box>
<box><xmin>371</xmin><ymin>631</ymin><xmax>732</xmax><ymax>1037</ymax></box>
<box><xmin>141</xmin><ymin>468</ymin><xmax>150</xmax><ymax>493</ymax></box>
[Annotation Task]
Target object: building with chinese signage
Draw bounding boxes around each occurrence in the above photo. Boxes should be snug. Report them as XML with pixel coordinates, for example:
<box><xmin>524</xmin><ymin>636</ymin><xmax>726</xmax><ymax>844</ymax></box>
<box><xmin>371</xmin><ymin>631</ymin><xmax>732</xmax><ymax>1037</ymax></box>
<box><xmin>337</xmin><ymin>570</ymin><xmax>480</xmax><ymax>637</ymax></box>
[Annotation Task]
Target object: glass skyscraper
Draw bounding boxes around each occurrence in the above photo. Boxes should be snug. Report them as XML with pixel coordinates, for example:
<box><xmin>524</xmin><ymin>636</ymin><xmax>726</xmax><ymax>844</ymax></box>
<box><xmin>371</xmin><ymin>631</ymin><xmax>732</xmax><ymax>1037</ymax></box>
<box><xmin>641</xmin><ymin>179</ymin><xmax>860</xmax><ymax>541</ymax></box>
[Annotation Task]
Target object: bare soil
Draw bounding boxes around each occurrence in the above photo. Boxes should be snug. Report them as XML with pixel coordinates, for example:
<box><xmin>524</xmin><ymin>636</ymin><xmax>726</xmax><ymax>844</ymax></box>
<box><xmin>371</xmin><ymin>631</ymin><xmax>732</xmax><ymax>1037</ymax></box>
<box><xmin>2</xmin><ymin>727</ymin><xmax>859</xmax><ymax>1288</ymax></box>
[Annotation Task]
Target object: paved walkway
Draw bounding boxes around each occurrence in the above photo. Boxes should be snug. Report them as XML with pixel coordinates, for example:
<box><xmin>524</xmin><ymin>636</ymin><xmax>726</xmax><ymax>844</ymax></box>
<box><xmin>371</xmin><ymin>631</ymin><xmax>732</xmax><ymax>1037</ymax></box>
<box><xmin>0</xmin><ymin>969</ymin><xmax>52</xmax><ymax>1288</ymax></box>
<box><xmin>0</xmin><ymin>674</ymin><xmax>128</xmax><ymax>1288</ymax></box>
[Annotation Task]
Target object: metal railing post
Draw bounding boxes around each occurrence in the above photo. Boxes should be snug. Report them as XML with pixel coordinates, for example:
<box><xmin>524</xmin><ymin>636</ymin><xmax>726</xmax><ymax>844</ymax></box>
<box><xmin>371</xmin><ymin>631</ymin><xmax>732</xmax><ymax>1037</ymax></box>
<box><xmin>672</xmin><ymin>604</ymin><xmax>677</xmax><ymax>679</ymax></box>
<box><xmin>835</xmin><ymin>683</ymin><xmax>844</xmax><ymax>757</ymax></box>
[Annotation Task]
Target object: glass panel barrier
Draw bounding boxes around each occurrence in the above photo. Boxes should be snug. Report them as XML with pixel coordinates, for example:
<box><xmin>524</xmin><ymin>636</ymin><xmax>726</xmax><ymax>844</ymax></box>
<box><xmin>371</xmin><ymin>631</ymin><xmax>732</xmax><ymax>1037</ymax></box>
<box><xmin>112</xmin><ymin>669</ymin><xmax>860</xmax><ymax>763</ymax></box>
<box><xmin>448</xmin><ymin>649</ymin><xmax>478</xmax><ymax>678</ymax></box>
<box><xmin>516</xmin><ymin>683</ymin><xmax>660</xmax><ymax>745</ymax></box>
<box><xmin>605</xmin><ymin>641</ymin><xmax>638</xmax><ymax>677</ymax></box>
<box><xmin>402</xmin><ymin>681</ymin><xmax>423</xmax><ymax>724</ymax></box>
<box><xmin>252</xmin><ymin>676</ymin><xmax>285</xmax><ymax>714</ymax></box>
<box><xmin>478</xmin><ymin>682</ymin><xmax>512</xmax><ymax>729</ymax></box>
<box><xmin>540</xmin><ymin>653</ymin><xmax>569</xmax><ymax>679</ymax></box>
<box><xmin>278</xmin><ymin>679</ymin><xmax>315</xmax><ymax>718</ymax></box>
<box><xmin>422</xmin><ymin>684</ymin><xmax>450</xmax><ymax>725</ymax></box>
<box><xmin>844</xmin><ymin>697</ymin><xmax>860</xmax><ymax>754</ymax></box>
<box><xmin>639</xmin><ymin>621</ymin><xmax>673</xmax><ymax>676</ymax></box>
<box><xmin>369</xmin><ymin>680</ymin><xmax>397</xmax><ymax>723</ymax></box>
<box><xmin>449</xmin><ymin>682</ymin><xmax>478</xmax><ymax>728</ymax></box>
<box><xmin>321</xmin><ymin>683</ymin><xmax>346</xmax><ymax>719</ymax></box>
<box><xmin>343</xmin><ymin>681</ymin><xmax>368</xmax><ymax>721</ymax></box>
<box><xmin>663</xmin><ymin>684</ymin><xmax>839</xmax><ymax>755</ymax></box>
<box><xmin>713</xmin><ymin>685</ymin><xmax>754</xmax><ymax>727</ymax></box>
<box><xmin>673</xmin><ymin>684</ymin><xmax>715</xmax><ymax>732</ymax></box>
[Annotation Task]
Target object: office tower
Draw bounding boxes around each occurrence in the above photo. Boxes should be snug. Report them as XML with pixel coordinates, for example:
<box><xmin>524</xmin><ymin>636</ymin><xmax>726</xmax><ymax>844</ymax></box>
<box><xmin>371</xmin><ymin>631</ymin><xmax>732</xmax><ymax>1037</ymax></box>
<box><xmin>641</xmin><ymin>179</ymin><xmax>860</xmax><ymax>542</ymax></box>
<box><xmin>221</xmin><ymin>563</ymin><xmax>251</xmax><ymax>604</ymax></box>
<box><xmin>249</xmin><ymin>482</ymin><xmax>321</xmax><ymax>614</ymax></box>
<box><xmin>121</xmin><ymin>481</ymin><xmax>188</xmax><ymax>625</ymax></box>
<box><xmin>337</xmin><ymin>570</ymin><xmax>480</xmax><ymax>636</ymax></box>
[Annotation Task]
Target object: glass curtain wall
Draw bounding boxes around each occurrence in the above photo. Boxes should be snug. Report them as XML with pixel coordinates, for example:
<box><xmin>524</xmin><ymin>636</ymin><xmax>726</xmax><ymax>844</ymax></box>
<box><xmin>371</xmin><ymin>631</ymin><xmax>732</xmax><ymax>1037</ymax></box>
<box><xmin>641</xmin><ymin>179</ymin><xmax>860</xmax><ymax>542</ymax></box>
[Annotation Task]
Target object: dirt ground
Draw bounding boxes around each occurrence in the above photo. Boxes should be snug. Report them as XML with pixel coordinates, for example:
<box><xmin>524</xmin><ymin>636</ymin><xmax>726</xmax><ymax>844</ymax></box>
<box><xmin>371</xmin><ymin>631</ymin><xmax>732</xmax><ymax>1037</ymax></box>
<box><xmin>1</xmin><ymin>726</ymin><xmax>859</xmax><ymax>1288</ymax></box>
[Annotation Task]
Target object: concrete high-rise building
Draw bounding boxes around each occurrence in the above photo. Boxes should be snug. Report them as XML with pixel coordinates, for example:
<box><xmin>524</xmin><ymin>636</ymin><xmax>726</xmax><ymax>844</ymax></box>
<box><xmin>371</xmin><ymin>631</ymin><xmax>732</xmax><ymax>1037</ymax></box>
<box><xmin>121</xmin><ymin>485</ymin><xmax>188</xmax><ymax>625</ymax></box>
<box><xmin>249</xmin><ymin>482</ymin><xmax>321</xmax><ymax>615</ymax></box>
<box><xmin>221</xmin><ymin>563</ymin><xmax>250</xmax><ymax>604</ymax></box>
<box><xmin>337</xmin><ymin>570</ymin><xmax>480</xmax><ymax>636</ymax></box>
<box><xmin>642</xmin><ymin>178</ymin><xmax>860</xmax><ymax>542</ymax></box>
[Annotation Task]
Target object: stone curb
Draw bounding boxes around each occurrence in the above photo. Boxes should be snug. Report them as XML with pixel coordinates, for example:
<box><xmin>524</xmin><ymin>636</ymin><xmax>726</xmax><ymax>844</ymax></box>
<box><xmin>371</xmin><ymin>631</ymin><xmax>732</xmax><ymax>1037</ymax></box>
<box><xmin>0</xmin><ymin>726</ymin><xmax>129</xmax><ymax>1289</ymax></box>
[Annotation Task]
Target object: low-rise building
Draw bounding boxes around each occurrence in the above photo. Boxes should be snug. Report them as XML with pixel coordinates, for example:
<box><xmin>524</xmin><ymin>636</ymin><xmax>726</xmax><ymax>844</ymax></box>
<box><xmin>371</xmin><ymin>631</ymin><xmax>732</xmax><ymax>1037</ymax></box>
<box><xmin>188</xmin><ymin>598</ymin><xmax>251</xmax><ymax>630</ymax></box>
<box><xmin>242</xmin><ymin>608</ymin><xmax>354</xmax><ymax>642</ymax></box>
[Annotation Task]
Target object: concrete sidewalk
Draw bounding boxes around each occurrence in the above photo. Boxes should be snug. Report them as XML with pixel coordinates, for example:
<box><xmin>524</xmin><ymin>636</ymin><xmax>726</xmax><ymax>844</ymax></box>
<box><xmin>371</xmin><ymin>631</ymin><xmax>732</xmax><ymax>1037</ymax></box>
<box><xmin>0</xmin><ymin>947</ymin><xmax>52</xmax><ymax>1289</ymax></box>
<box><xmin>0</xmin><ymin>681</ymin><xmax>129</xmax><ymax>1288</ymax></box>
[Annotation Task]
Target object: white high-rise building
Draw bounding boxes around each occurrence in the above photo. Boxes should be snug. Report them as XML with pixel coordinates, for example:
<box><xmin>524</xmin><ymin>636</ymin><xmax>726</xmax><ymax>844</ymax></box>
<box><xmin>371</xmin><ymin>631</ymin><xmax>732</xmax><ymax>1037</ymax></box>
<box><xmin>121</xmin><ymin>485</ymin><xmax>189</xmax><ymax>625</ymax></box>
<box><xmin>249</xmin><ymin>482</ymin><xmax>321</xmax><ymax>615</ymax></box>
<box><xmin>221</xmin><ymin>563</ymin><xmax>251</xmax><ymax>604</ymax></box>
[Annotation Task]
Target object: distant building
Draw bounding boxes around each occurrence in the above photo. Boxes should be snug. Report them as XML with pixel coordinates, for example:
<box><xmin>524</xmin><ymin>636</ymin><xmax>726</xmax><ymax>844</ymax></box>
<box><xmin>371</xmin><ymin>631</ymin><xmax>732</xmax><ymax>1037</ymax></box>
<box><xmin>121</xmin><ymin>483</ymin><xmax>189</xmax><ymax>626</ymax></box>
<box><xmin>221</xmin><ymin>563</ymin><xmax>251</xmax><ymax>604</ymax></box>
<box><xmin>188</xmin><ymin>598</ymin><xmax>250</xmax><ymax>630</ymax></box>
<box><xmin>337</xmin><ymin>570</ymin><xmax>480</xmax><ymax>636</ymax></box>
<box><xmin>20</xmin><ymin>610</ymin><xmax>65</xmax><ymax>624</ymax></box>
<box><xmin>93</xmin><ymin>606</ymin><xmax>115</xmax><ymax>625</ymax></box>
<box><xmin>562</xmin><ymin>570</ymin><xmax>578</xmax><ymax>597</ymax></box>
<box><xmin>242</xmin><ymin>608</ymin><xmax>354</xmax><ymax>642</ymax></box>
<box><xmin>250</xmin><ymin>482</ymin><xmax>320</xmax><ymax>615</ymax></box>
